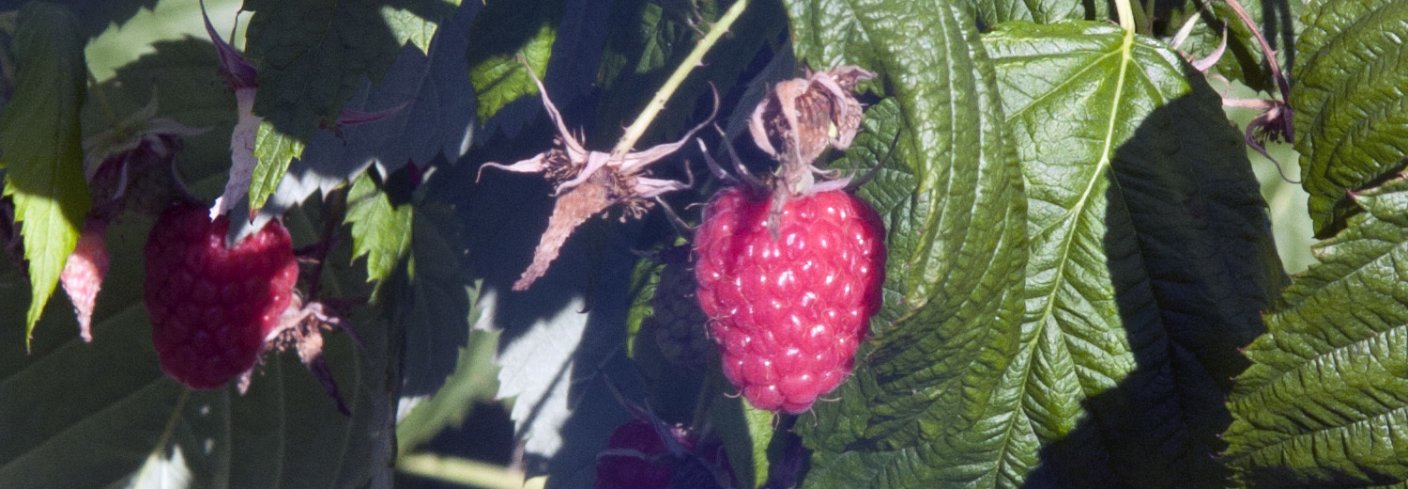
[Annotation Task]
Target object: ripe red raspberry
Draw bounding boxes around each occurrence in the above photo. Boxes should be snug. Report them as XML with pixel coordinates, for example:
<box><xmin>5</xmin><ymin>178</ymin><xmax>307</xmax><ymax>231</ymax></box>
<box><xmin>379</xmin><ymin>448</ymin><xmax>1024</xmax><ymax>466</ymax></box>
<box><xmin>144</xmin><ymin>204</ymin><xmax>298</xmax><ymax>389</ymax></box>
<box><xmin>693</xmin><ymin>186</ymin><xmax>885</xmax><ymax>413</ymax></box>
<box><xmin>61</xmin><ymin>220</ymin><xmax>110</xmax><ymax>342</ymax></box>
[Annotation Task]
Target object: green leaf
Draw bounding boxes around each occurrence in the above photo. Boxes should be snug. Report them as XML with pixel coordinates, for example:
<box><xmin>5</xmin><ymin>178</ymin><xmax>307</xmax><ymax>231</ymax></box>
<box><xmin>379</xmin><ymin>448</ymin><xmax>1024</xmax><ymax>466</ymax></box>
<box><xmin>1225</xmin><ymin>177</ymin><xmax>1408</xmax><ymax>487</ymax></box>
<box><xmin>0</xmin><ymin>2</ymin><xmax>92</xmax><ymax>347</ymax></box>
<box><xmin>243</xmin><ymin>0</ymin><xmax>431</xmax><ymax>138</ymax></box>
<box><xmin>1293</xmin><ymin>0</ymin><xmax>1408</xmax><ymax>236</ymax></box>
<box><xmin>85</xmin><ymin>39</ymin><xmax>237</xmax><ymax>188</ymax></box>
<box><xmin>784</xmin><ymin>1</ymin><xmax>1028</xmax><ymax>487</ymax></box>
<box><xmin>0</xmin><ymin>201</ymin><xmax>390</xmax><ymax>488</ymax></box>
<box><xmin>466</xmin><ymin>1</ymin><xmax>561</xmax><ymax>123</ymax></box>
<box><xmin>248</xmin><ymin>124</ymin><xmax>306</xmax><ymax>212</ymax></box>
<box><xmin>967</xmin><ymin>0</ymin><xmax>1297</xmax><ymax>93</ymax></box>
<box><xmin>624</xmin><ymin>253</ymin><xmax>662</xmax><ymax>359</ymax></box>
<box><xmin>381</xmin><ymin>1</ymin><xmax>460</xmax><ymax>54</ymax></box>
<box><xmin>346</xmin><ymin>172</ymin><xmax>413</xmax><ymax>298</ymax></box>
<box><xmin>711</xmin><ymin>386</ymin><xmax>777</xmax><ymax>488</ymax></box>
<box><xmin>395</xmin><ymin>309</ymin><xmax>498</xmax><ymax>456</ymax></box>
<box><xmin>987</xmin><ymin>21</ymin><xmax>1283</xmax><ymax>487</ymax></box>
<box><xmin>964</xmin><ymin>0</ymin><xmax>1088</xmax><ymax>26</ymax></box>
<box><xmin>241</xmin><ymin>0</ymin><xmax>455</xmax><ymax>210</ymax></box>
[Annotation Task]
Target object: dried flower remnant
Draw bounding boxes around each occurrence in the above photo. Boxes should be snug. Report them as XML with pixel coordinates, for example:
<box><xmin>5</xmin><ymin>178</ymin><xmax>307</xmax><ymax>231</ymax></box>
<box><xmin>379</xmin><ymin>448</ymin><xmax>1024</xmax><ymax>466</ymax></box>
<box><xmin>748</xmin><ymin>66</ymin><xmax>874</xmax><ymax>187</ymax></box>
<box><xmin>744</xmin><ymin>66</ymin><xmax>874</xmax><ymax>234</ymax></box>
<box><xmin>477</xmin><ymin>66</ymin><xmax>715</xmax><ymax>291</ymax></box>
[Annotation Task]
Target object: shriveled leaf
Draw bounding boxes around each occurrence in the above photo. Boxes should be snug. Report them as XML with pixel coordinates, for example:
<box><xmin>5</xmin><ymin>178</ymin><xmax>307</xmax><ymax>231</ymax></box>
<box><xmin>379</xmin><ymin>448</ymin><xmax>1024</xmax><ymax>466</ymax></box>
<box><xmin>219</xmin><ymin>88</ymin><xmax>263</xmax><ymax>216</ymax></box>
<box><xmin>451</xmin><ymin>146</ymin><xmax>645</xmax><ymax>488</ymax></box>
<box><xmin>1225</xmin><ymin>177</ymin><xmax>1408</xmax><ymax>487</ymax></box>
<box><xmin>784</xmin><ymin>1</ymin><xmax>1028</xmax><ymax>487</ymax></box>
<box><xmin>1293</xmin><ymin>0</ymin><xmax>1408</xmax><ymax>236</ymax></box>
<box><xmin>0</xmin><ymin>201</ymin><xmax>391</xmax><ymax>488</ymax></box>
<box><xmin>0</xmin><ymin>2</ymin><xmax>92</xmax><ymax>346</ymax></box>
<box><xmin>988</xmin><ymin>21</ymin><xmax>1282</xmax><ymax>487</ymax></box>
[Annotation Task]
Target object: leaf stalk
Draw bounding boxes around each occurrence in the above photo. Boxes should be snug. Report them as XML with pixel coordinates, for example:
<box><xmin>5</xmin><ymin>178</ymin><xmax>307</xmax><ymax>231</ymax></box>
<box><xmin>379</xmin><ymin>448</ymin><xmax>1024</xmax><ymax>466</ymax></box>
<box><xmin>1114</xmin><ymin>0</ymin><xmax>1136</xmax><ymax>33</ymax></box>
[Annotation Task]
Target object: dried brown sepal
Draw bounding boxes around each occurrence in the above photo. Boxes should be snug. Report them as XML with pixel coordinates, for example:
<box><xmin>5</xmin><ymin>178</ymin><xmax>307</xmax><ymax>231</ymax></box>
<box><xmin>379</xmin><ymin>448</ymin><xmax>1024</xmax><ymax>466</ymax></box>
<box><xmin>747</xmin><ymin>66</ymin><xmax>874</xmax><ymax>176</ymax></box>
<box><xmin>239</xmin><ymin>298</ymin><xmax>354</xmax><ymax>416</ymax></box>
<box><xmin>477</xmin><ymin>64</ymin><xmax>716</xmax><ymax>291</ymax></box>
<box><xmin>743</xmin><ymin>66</ymin><xmax>874</xmax><ymax>235</ymax></box>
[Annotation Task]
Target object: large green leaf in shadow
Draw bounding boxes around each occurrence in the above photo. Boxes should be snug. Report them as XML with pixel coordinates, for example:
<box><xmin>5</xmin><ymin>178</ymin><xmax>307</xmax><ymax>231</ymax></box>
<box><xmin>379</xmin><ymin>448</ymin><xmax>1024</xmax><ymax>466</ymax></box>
<box><xmin>1293</xmin><ymin>0</ymin><xmax>1408</xmax><ymax>236</ymax></box>
<box><xmin>1225</xmin><ymin>176</ymin><xmax>1408</xmax><ymax>486</ymax></box>
<box><xmin>988</xmin><ymin>21</ymin><xmax>1283</xmax><ymax>487</ymax></box>
<box><xmin>784</xmin><ymin>1</ymin><xmax>1029</xmax><ymax>487</ymax></box>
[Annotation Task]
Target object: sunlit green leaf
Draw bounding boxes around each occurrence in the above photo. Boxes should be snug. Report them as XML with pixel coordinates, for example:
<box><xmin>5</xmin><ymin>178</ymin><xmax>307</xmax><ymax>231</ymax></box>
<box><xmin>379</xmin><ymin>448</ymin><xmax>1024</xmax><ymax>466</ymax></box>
<box><xmin>989</xmin><ymin>21</ymin><xmax>1282</xmax><ymax>487</ymax></box>
<box><xmin>0</xmin><ymin>2</ymin><xmax>92</xmax><ymax>346</ymax></box>
<box><xmin>466</xmin><ymin>1</ymin><xmax>561</xmax><ymax>123</ymax></box>
<box><xmin>346</xmin><ymin>172</ymin><xmax>413</xmax><ymax>298</ymax></box>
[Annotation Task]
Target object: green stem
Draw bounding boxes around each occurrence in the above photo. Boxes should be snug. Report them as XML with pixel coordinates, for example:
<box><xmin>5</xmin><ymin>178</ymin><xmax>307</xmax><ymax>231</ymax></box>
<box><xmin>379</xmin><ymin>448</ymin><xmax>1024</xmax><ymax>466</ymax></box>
<box><xmin>398</xmin><ymin>453</ymin><xmax>526</xmax><ymax>489</ymax></box>
<box><xmin>610</xmin><ymin>0</ymin><xmax>748</xmax><ymax>157</ymax></box>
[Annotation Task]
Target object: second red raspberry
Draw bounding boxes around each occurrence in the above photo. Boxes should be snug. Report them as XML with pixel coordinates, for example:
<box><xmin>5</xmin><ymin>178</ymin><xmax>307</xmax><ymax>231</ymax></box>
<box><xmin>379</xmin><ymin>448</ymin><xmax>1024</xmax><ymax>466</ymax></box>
<box><xmin>145</xmin><ymin>204</ymin><xmax>299</xmax><ymax>389</ymax></box>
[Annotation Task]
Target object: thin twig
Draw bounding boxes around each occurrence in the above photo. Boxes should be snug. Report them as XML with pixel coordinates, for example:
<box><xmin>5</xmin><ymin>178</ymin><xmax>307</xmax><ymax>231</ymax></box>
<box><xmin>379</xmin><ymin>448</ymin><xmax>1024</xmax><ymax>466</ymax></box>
<box><xmin>610</xmin><ymin>0</ymin><xmax>749</xmax><ymax>158</ymax></box>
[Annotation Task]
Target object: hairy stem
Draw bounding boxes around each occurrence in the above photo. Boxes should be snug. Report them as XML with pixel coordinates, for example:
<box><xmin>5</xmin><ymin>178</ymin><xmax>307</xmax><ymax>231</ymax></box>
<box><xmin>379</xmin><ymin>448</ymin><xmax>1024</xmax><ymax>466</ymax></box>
<box><xmin>610</xmin><ymin>0</ymin><xmax>749</xmax><ymax>158</ymax></box>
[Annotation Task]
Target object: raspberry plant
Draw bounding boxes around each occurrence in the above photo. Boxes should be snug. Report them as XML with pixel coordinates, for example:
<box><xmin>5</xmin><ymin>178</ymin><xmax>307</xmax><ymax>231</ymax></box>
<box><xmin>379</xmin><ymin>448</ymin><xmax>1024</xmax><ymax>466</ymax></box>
<box><xmin>2</xmin><ymin>0</ymin><xmax>1406</xmax><ymax>488</ymax></box>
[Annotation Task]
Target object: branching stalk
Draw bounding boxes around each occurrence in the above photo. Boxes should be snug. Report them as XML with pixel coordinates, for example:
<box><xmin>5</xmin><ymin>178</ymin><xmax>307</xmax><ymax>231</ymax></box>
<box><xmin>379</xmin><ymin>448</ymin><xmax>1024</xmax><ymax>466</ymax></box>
<box><xmin>611</xmin><ymin>0</ymin><xmax>748</xmax><ymax>158</ymax></box>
